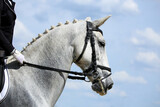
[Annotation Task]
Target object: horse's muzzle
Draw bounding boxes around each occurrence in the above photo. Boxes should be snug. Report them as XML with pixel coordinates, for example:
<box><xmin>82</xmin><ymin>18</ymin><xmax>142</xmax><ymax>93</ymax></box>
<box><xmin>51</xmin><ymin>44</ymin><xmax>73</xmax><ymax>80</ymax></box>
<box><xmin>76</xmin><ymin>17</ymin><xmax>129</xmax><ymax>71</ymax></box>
<box><xmin>91</xmin><ymin>78</ymin><xmax>113</xmax><ymax>95</ymax></box>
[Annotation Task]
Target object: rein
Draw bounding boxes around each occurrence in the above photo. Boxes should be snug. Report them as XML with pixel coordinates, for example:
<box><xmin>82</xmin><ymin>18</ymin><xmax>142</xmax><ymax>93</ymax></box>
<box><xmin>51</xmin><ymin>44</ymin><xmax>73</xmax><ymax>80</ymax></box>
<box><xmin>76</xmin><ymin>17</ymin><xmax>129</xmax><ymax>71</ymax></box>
<box><xmin>23</xmin><ymin>61</ymin><xmax>91</xmax><ymax>81</ymax></box>
<box><xmin>23</xmin><ymin>21</ymin><xmax>111</xmax><ymax>82</ymax></box>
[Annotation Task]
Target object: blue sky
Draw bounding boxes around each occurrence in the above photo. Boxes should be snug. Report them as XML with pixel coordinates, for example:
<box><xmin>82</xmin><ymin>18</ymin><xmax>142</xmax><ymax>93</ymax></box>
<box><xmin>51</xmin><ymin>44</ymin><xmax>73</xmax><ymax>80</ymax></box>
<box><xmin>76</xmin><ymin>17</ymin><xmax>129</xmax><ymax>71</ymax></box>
<box><xmin>13</xmin><ymin>0</ymin><xmax>160</xmax><ymax>107</ymax></box>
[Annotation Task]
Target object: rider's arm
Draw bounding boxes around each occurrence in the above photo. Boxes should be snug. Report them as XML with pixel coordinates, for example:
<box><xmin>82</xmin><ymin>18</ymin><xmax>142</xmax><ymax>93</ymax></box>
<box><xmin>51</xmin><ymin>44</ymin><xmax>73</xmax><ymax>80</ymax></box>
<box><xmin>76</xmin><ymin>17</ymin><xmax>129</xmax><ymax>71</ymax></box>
<box><xmin>0</xmin><ymin>1</ymin><xmax>15</xmax><ymax>54</ymax></box>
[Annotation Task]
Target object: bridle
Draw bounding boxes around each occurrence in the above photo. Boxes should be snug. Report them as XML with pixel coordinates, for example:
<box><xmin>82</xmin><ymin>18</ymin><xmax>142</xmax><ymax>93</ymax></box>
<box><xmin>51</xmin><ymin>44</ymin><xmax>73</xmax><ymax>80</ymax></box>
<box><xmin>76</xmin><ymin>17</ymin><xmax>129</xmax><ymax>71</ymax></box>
<box><xmin>75</xmin><ymin>21</ymin><xmax>112</xmax><ymax>94</ymax></box>
<box><xmin>75</xmin><ymin>21</ymin><xmax>112</xmax><ymax>81</ymax></box>
<box><xmin>23</xmin><ymin>21</ymin><xmax>112</xmax><ymax>84</ymax></box>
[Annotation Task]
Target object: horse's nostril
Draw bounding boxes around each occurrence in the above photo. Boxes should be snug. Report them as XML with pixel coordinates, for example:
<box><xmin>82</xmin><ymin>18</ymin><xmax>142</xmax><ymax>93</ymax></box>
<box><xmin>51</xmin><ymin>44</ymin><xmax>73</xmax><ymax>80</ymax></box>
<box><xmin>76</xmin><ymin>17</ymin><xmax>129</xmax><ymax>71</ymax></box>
<box><xmin>108</xmin><ymin>83</ymin><xmax>113</xmax><ymax>90</ymax></box>
<box><xmin>92</xmin><ymin>82</ymin><xmax>102</xmax><ymax>92</ymax></box>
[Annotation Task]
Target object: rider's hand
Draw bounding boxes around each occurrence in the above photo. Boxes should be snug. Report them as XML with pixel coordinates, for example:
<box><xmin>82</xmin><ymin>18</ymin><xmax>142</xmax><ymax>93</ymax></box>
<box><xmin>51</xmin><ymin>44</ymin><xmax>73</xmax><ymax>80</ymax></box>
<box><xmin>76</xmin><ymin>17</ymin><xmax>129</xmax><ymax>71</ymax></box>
<box><xmin>12</xmin><ymin>49</ymin><xmax>26</xmax><ymax>64</ymax></box>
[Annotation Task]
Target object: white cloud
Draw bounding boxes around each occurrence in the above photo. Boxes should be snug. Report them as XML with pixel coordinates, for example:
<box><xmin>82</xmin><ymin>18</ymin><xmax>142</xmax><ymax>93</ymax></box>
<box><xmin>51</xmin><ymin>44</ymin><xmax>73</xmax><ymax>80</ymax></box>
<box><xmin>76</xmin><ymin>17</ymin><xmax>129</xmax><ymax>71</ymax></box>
<box><xmin>121</xmin><ymin>0</ymin><xmax>139</xmax><ymax>13</ymax></box>
<box><xmin>136</xmin><ymin>52</ymin><xmax>160</xmax><ymax>68</ymax></box>
<box><xmin>15</xmin><ymin>0</ymin><xmax>76</xmax><ymax>29</ymax></box>
<box><xmin>154</xmin><ymin>101</ymin><xmax>160</xmax><ymax>105</ymax></box>
<box><xmin>83</xmin><ymin>92</ymin><xmax>98</xmax><ymax>98</ymax></box>
<box><xmin>133</xmin><ymin>27</ymin><xmax>160</xmax><ymax>46</ymax></box>
<box><xmin>110</xmin><ymin>88</ymin><xmax>127</xmax><ymax>97</ymax></box>
<box><xmin>130</xmin><ymin>37</ymin><xmax>141</xmax><ymax>45</ymax></box>
<box><xmin>119</xmin><ymin>91</ymin><xmax>127</xmax><ymax>96</ymax></box>
<box><xmin>13</xmin><ymin>0</ymin><xmax>75</xmax><ymax>49</ymax></box>
<box><xmin>136</xmin><ymin>52</ymin><xmax>160</xmax><ymax>64</ymax></box>
<box><xmin>68</xmin><ymin>0</ymin><xmax>93</xmax><ymax>5</ymax></box>
<box><xmin>113</xmin><ymin>71</ymin><xmax>147</xmax><ymax>84</ymax></box>
<box><xmin>65</xmin><ymin>81</ymin><xmax>91</xmax><ymax>90</ymax></box>
<box><xmin>137</xmin><ymin>28</ymin><xmax>160</xmax><ymax>45</ymax></box>
<box><xmin>98</xmin><ymin>0</ymin><xmax>139</xmax><ymax>13</ymax></box>
<box><xmin>156</xmin><ymin>85</ymin><xmax>160</xmax><ymax>93</ymax></box>
<box><xmin>69</xmin><ymin>0</ymin><xmax>139</xmax><ymax>13</ymax></box>
<box><xmin>65</xmin><ymin>81</ymin><xmax>100</xmax><ymax>98</ymax></box>
<box><xmin>97</xmin><ymin>0</ymin><xmax>120</xmax><ymax>12</ymax></box>
<box><xmin>131</xmin><ymin>28</ymin><xmax>160</xmax><ymax>71</ymax></box>
<box><xmin>13</xmin><ymin>20</ymin><xmax>34</xmax><ymax>49</ymax></box>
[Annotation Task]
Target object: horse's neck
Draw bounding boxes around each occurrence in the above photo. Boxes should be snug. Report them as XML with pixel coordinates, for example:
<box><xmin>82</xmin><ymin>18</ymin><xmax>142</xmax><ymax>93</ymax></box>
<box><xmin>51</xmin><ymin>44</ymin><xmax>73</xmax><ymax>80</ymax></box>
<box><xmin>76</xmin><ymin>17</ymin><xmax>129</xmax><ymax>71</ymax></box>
<box><xmin>7</xmin><ymin>23</ymin><xmax>82</xmax><ymax>106</ymax></box>
<box><xmin>22</xmin><ymin>21</ymin><xmax>86</xmax><ymax>68</ymax></box>
<box><xmin>23</xmin><ymin>25</ymin><xmax>75</xmax><ymax>69</ymax></box>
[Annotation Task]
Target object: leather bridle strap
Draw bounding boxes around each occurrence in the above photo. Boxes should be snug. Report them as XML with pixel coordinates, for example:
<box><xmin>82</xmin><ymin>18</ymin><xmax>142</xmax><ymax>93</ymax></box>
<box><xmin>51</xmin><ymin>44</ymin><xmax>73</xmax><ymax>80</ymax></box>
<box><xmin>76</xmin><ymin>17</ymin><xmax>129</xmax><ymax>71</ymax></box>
<box><xmin>23</xmin><ymin>61</ymin><xmax>92</xmax><ymax>80</ymax></box>
<box><xmin>75</xmin><ymin>21</ymin><xmax>102</xmax><ymax>63</ymax></box>
<box><xmin>75</xmin><ymin>35</ymin><xmax>90</xmax><ymax>62</ymax></box>
<box><xmin>75</xmin><ymin>25</ymin><xmax>91</xmax><ymax>62</ymax></box>
<box><xmin>89</xmin><ymin>22</ymin><xmax>97</xmax><ymax>73</ymax></box>
<box><xmin>97</xmin><ymin>65</ymin><xmax>111</xmax><ymax>72</ymax></box>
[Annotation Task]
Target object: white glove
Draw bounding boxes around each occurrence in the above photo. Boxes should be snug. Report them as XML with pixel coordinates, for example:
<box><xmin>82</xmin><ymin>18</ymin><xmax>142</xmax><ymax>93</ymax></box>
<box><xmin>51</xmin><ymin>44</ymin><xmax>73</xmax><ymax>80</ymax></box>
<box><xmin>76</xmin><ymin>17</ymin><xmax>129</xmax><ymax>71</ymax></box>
<box><xmin>12</xmin><ymin>50</ymin><xmax>26</xmax><ymax>64</ymax></box>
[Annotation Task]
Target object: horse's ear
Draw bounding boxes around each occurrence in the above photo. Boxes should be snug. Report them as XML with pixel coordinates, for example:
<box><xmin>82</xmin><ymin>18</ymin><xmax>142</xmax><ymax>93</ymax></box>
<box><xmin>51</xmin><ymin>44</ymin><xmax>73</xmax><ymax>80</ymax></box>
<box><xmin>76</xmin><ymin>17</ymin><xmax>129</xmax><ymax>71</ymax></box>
<box><xmin>92</xmin><ymin>15</ymin><xmax>111</xmax><ymax>27</ymax></box>
<box><xmin>85</xmin><ymin>17</ymin><xmax>92</xmax><ymax>21</ymax></box>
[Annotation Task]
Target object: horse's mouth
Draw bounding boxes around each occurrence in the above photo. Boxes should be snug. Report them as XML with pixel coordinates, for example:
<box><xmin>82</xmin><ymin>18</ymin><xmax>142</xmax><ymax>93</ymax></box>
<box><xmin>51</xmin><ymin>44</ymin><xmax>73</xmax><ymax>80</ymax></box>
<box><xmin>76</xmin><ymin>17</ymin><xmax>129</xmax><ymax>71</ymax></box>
<box><xmin>97</xmin><ymin>90</ymin><xmax>107</xmax><ymax>96</ymax></box>
<box><xmin>91</xmin><ymin>82</ymin><xmax>107</xmax><ymax>96</ymax></box>
<box><xmin>91</xmin><ymin>81</ymin><xmax>113</xmax><ymax>96</ymax></box>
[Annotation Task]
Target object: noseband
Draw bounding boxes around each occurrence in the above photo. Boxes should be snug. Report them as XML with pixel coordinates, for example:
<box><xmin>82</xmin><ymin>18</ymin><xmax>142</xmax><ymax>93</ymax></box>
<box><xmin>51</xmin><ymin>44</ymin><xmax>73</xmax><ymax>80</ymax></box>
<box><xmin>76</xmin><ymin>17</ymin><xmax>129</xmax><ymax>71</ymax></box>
<box><xmin>75</xmin><ymin>21</ymin><xmax>112</xmax><ymax>81</ymax></box>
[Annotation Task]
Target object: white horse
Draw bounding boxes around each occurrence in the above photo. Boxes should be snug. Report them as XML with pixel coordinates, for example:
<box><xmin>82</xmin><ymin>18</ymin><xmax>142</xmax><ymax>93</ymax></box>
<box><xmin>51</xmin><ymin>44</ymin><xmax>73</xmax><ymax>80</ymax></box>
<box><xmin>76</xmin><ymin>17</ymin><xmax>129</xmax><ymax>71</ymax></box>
<box><xmin>0</xmin><ymin>16</ymin><xmax>113</xmax><ymax>107</ymax></box>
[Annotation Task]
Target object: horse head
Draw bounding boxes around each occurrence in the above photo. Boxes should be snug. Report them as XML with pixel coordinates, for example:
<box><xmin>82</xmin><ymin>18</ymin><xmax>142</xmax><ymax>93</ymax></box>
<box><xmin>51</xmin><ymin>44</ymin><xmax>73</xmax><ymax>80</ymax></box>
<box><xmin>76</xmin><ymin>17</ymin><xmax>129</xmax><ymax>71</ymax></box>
<box><xmin>73</xmin><ymin>16</ymin><xmax>113</xmax><ymax>96</ymax></box>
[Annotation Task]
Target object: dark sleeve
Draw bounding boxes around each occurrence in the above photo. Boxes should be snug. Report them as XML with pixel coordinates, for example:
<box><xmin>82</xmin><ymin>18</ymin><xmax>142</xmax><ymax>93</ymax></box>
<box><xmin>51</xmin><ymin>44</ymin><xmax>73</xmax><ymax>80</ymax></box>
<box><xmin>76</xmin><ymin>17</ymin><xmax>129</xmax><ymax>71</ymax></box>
<box><xmin>0</xmin><ymin>1</ymin><xmax>14</xmax><ymax>54</ymax></box>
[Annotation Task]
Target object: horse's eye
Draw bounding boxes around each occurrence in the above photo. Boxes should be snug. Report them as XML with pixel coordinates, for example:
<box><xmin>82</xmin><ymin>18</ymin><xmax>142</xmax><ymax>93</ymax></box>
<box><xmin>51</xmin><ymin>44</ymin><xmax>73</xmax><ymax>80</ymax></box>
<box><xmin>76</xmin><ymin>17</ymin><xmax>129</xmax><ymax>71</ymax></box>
<box><xmin>98</xmin><ymin>41</ymin><xmax>105</xmax><ymax>47</ymax></box>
